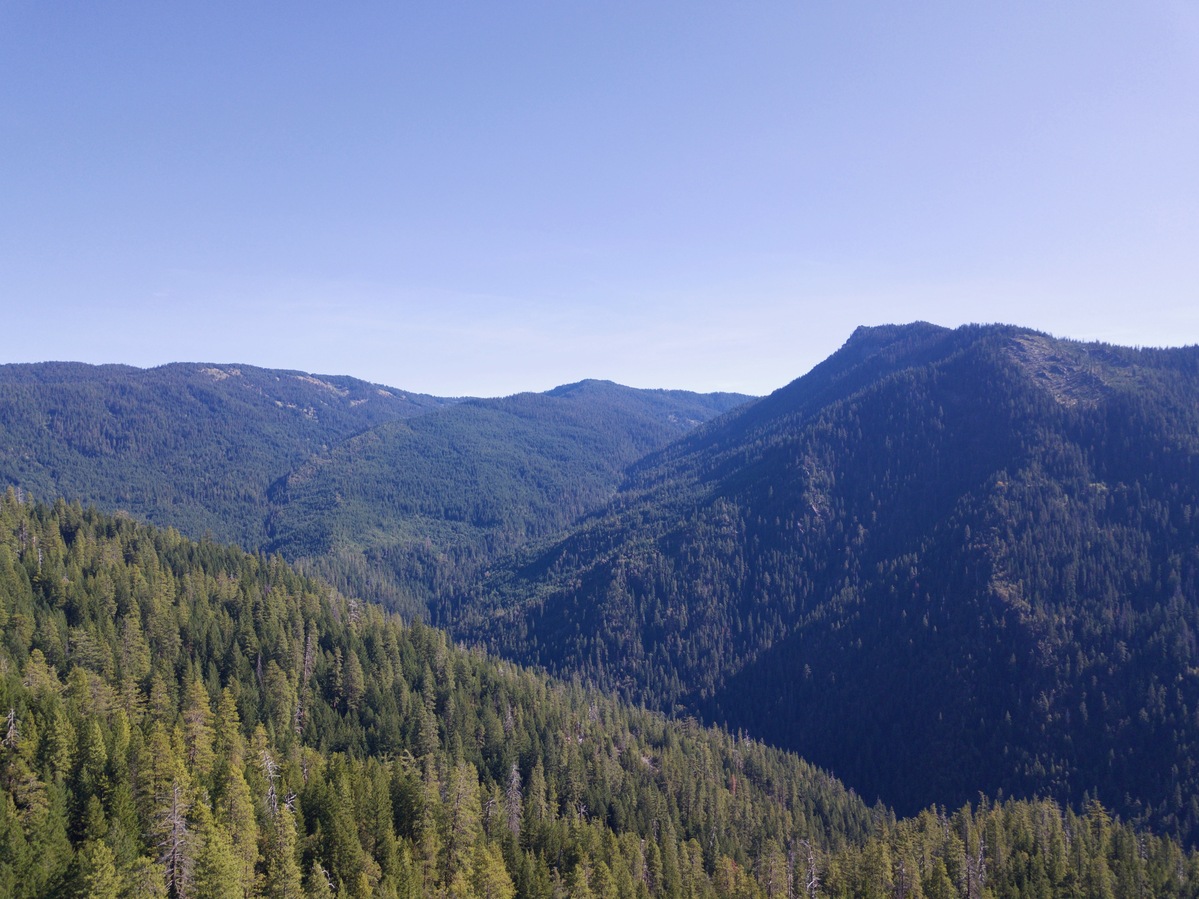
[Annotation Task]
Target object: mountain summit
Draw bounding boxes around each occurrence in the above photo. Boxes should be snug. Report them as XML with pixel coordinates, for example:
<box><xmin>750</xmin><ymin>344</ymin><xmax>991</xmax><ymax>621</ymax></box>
<box><xmin>467</xmin><ymin>323</ymin><xmax>1199</xmax><ymax>837</ymax></box>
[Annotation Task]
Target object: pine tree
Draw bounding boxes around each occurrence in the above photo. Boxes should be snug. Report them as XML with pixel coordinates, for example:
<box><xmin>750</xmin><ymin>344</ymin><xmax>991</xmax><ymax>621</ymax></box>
<box><xmin>156</xmin><ymin>780</ymin><xmax>193</xmax><ymax>899</ymax></box>
<box><xmin>262</xmin><ymin>806</ymin><xmax>305</xmax><ymax>899</ymax></box>
<box><xmin>73</xmin><ymin>837</ymin><xmax>121</xmax><ymax>899</ymax></box>
<box><xmin>305</xmin><ymin>861</ymin><xmax>335</xmax><ymax>899</ymax></box>
<box><xmin>182</xmin><ymin>677</ymin><xmax>216</xmax><ymax>784</ymax></box>
<box><xmin>471</xmin><ymin>841</ymin><xmax>515</xmax><ymax>899</ymax></box>
<box><xmin>443</xmin><ymin>761</ymin><xmax>483</xmax><ymax>885</ymax></box>
<box><xmin>216</xmin><ymin>760</ymin><xmax>259</xmax><ymax>899</ymax></box>
<box><xmin>504</xmin><ymin>763</ymin><xmax>522</xmax><ymax>840</ymax></box>
<box><xmin>191</xmin><ymin>802</ymin><xmax>241</xmax><ymax>899</ymax></box>
<box><xmin>125</xmin><ymin>856</ymin><xmax>170</xmax><ymax>899</ymax></box>
<box><xmin>0</xmin><ymin>792</ymin><xmax>32</xmax><ymax>899</ymax></box>
<box><xmin>343</xmin><ymin>649</ymin><xmax>365</xmax><ymax>714</ymax></box>
<box><xmin>922</xmin><ymin>858</ymin><xmax>955</xmax><ymax>899</ymax></box>
<box><xmin>321</xmin><ymin>759</ymin><xmax>376</xmax><ymax>896</ymax></box>
<box><xmin>73</xmin><ymin>718</ymin><xmax>109</xmax><ymax>806</ymax></box>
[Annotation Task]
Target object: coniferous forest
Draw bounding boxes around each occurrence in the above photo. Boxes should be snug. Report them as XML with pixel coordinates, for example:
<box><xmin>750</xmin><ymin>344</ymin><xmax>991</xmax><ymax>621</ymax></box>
<box><xmin>3</xmin><ymin>495</ymin><xmax>1198</xmax><ymax>898</ymax></box>
<box><xmin>2</xmin><ymin>322</ymin><xmax>1199</xmax><ymax>897</ymax></box>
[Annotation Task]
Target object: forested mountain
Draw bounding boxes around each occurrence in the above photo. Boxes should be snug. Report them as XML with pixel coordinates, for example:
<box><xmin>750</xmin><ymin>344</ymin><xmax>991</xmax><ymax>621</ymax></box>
<box><xmin>4</xmin><ymin>496</ymin><xmax>1197</xmax><ymax>899</ymax></box>
<box><xmin>9</xmin><ymin>325</ymin><xmax>1199</xmax><ymax>883</ymax></box>
<box><xmin>463</xmin><ymin>323</ymin><xmax>1199</xmax><ymax>842</ymax></box>
<box><xmin>0</xmin><ymin>364</ymin><xmax>745</xmax><ymax>620</ymax></box>
<box><xmin>0</xmin><ymin>362</ymin><xmax>450</xmax><ymax>547</ymax></box>
<box><xmin>265</xmin><ymin>381</ymin><xmax>747</xmax><ymax>619</ymax></box>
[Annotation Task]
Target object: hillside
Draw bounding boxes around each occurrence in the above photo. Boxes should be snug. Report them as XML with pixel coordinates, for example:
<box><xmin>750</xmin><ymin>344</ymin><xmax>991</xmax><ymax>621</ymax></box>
<box><xmin>0</xmin><ymin>364</ymin><xmax>746</xmax><ymax>621</ymax></box>
<box><xmin>0</xmin><ymin>361</ymin><xmax>450</xmax><ymax>547</ymax></box>
<box><xmin>265</xmin><ymin>381</ymin><xmax>748</xmax><ymax>619</ymax></box>
<box><xmin>463</xmin><ymin>323</ymin><xmax>1199</xmax><ymax>840</ymax></box>
<box><xmin>4</xmin><ymin>496</ymin><xmax>1196</xmax><ymax>898</ymax></box>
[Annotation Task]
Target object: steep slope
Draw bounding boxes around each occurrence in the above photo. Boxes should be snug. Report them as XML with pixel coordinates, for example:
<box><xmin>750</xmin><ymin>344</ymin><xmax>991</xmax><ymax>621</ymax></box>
<box><xmin>265</xmin><ymin>381</ymin><xmax>749</xmax><ymax>619</ymax></box>
<box><xmin>4</xmin><ymin>496</ymin><xmax>1196</xmax><ymax>899</ymax></box>
<box><xmin>0</xmin><ymin>361</ymin><xmax>450</xmax><ymax>546</ymax></box>
<box><xmin>467</xmin><ymin>323</ymin><xmax>1199</xmax><ymax>839</ymax></box>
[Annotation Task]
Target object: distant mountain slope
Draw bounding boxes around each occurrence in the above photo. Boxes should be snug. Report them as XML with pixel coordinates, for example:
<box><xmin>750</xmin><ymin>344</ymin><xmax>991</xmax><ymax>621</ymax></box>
<box><xmin>0</xmin><ymin>362</ymin><xmax>748</xmax><ymax>620</ymax></box>
<box><xmin>0</xmin><ymin>361</ymin><xmax>451</xmax><ymax>546</ymax></box>
<box><xmin>467</xmin><ymin>323</ymin><xmax>1199</xmax><ymax>840</ymax></box>
<box><xmin>266</xmin><ymin>380</ymin><xmax>749</xmax><ymax>618</ymax></box>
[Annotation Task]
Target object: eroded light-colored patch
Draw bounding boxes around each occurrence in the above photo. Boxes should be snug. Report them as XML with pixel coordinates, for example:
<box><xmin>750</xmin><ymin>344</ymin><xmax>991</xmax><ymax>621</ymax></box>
<box><xmin>293</xmin><ymin>374</ymin><xmax>349</xmax><ymax>396</ymax></box>
<box><xmin>1005</xmin><ymin>334</ymin><xmax>1116</xmax><ymax>407</ymax></box>
<box><xmin>199</xmin><ymin>366</ymin><xmax>241</xmax><ymax>381</ymax></box>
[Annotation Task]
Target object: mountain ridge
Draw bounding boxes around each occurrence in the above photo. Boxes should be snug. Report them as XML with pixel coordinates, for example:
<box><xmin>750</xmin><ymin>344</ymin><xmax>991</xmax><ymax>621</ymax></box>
<box><xmin>265</xmin><ymin>380</ymin><xmax>750</xmax><ymax>619</ymax></box>
<box><xmin>461</xmin><ymin>322</ymin><xmax>1199</xmax><ymax>840</ymax></box>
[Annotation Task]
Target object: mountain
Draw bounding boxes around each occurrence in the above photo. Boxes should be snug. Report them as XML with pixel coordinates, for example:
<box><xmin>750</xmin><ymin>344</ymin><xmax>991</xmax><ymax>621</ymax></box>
<box><xmin>0</xmin><ymin>361</ymin><xmax>451</xmax><ymax>547</ymax></box>
<box><xmin>9</xmin><ymin>327</ymin><xmax>1199</xmax><ymax>860</ymax></box>
<box><xmin>4</xmin><ymin>496</ymin><xmax>1195</xmax><ymax>899</ymax></box>
<box><xmin>0</xmin><ymin>364</ymin><xmax>747</xmax><ymax>620</ymax></box>
<box><xmin>464</xmin><ymin>323</ymin><xmax>1199</xmax><ymax>840</ymax></box>
<box><xmin>265</xmin><ymin>380</ymin><xmax>749</xmax><ymax>619</ymax></box>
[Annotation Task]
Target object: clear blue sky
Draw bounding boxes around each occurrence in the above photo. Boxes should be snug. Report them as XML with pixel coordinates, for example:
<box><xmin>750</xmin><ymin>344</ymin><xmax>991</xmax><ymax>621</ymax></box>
<box><xmin>3</xmin><ymin>2</ymin><xmax>1197</xmax><ymax>396</ymax></box>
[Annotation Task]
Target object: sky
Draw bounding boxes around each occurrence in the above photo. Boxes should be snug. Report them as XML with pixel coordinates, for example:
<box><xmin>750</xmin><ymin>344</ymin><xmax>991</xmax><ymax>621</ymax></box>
<box><xmin>2</xmin><ymin>2</ymin><xmax>1198</xmax><ymax>397</ymax></box>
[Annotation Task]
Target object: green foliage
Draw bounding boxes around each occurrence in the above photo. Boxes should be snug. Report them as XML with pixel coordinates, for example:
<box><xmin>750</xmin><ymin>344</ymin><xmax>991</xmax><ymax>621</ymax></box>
<box><xmin>5</xmin><ymin>324</ymin><xmax>1199</xmax><ymax>895</ymax></box>
<box><xmin>1</xmin><ymin>494</ymin><xmax>1193</xmax><ymax>897</ymax></box>
<box><xmin>0</xmin><ymin>364</ymin><xmax>745</xmax><ymax>622</ymax></box>
<box><xmin>0</xmin><ymin>496</ymin><xmax>876</xmax><ymax>897</ymax></box>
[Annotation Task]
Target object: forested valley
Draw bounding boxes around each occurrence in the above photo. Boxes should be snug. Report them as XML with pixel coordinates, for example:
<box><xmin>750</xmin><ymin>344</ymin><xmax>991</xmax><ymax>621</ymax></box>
<box><xmin>3</xmin><ymin>495</ymin><xmax>1197</xmax><ymax>898</ymax></box>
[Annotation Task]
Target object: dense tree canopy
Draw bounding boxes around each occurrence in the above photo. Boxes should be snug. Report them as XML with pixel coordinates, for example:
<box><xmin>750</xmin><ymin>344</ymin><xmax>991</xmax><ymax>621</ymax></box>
<box><xmin>5</xmin><ymin>323</ymin><xmax>1199</xmax><ymax>896</ymax></box>
<box><xmin>3</xmin><ymin>495</ymin><xmax>1193</xmax><ymax>897</ymax></box>
<box><xmin>0</xmin><ymin>361</ymin><xmax>448</xmax><ymax>547</ymax></box>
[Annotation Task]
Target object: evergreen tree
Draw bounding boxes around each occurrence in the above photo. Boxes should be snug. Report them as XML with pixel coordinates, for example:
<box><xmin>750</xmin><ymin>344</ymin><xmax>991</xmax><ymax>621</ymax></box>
<box><xmin>191</xmin><ymin>802</ymin><xmax>241</xmax><ymax>899</ymax></box>
<box><xmin>262</xmin><ymin>806</ymin><xmax>305</xmax><ymax>899</ymax></box>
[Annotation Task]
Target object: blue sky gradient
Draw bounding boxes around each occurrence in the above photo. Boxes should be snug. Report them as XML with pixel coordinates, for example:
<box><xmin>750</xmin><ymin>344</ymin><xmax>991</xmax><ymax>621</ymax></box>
<box><xmin>3</xmin><ymin>3</ymin><xmax>1197</xmax><ymax>395</ymax></box>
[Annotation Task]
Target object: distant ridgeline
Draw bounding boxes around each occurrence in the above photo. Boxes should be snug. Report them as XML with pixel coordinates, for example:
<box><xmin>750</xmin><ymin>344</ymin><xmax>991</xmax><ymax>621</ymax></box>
<box><xmin>2</xmin><ymin>496</ymin><xmax>1198</xmax><ymax>898</ymax></box>
<box><xmin>464</xmin><ymin>323</ymin><xmax>1199</xmax><ymax>843</ymax></box>
<box><xmin>0</xmin><ymin>362</ymin><xmax>747</xmax><ymax>619</ymax></box>
<box><xmin>0</xmin><ymin>361</ymin><xmax>451</xmax><ymax>550</ymax></box>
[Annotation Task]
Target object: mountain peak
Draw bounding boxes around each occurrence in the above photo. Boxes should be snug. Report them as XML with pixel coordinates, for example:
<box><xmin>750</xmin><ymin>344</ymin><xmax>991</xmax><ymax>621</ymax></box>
<box><xmin>544</xmin><ymin>378</ymin><xmax>621</xmax><ymax>397</ymax></box>
<box><xmin>843</xmin><ymin>320</ymin><xmax>950</xmax><ymax>348</ymax></box>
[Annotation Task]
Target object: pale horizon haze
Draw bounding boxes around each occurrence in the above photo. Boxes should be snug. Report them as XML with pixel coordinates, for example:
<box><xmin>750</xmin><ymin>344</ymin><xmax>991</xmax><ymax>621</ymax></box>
<box><xmin>2</xmin><ymin>3</ymin><xmax>1197</xmax><ymax>396</ymax></box>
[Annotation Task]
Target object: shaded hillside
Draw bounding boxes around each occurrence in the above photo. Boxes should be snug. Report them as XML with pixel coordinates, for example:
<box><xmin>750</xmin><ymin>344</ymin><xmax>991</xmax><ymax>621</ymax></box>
<box><xmin>4</xmin><ymin>496</ymin><xmax>1196</xmax><ymax>898</ymax></box>
<box><xmin>0</xmin><ymin>362</ymin><xmax>449</xmax><ymax>547</ymax></box>
<box><xmin>265</xmin><ymin>381</ymin><xmax>748</xmax><ymax>618</ymax></box>
<box><xmin>466</xmin><ymin>323</ymin><xmax>1199</xmax><ymax>841</ymax></box>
